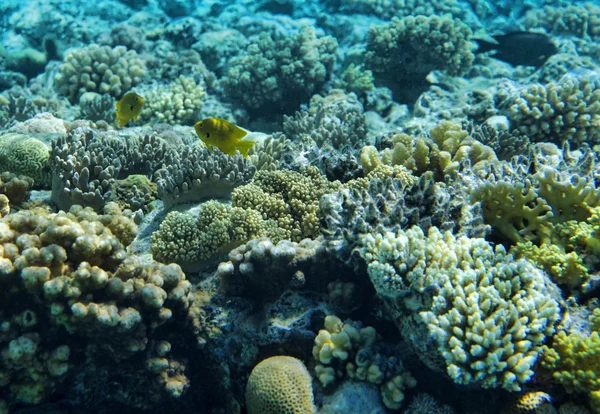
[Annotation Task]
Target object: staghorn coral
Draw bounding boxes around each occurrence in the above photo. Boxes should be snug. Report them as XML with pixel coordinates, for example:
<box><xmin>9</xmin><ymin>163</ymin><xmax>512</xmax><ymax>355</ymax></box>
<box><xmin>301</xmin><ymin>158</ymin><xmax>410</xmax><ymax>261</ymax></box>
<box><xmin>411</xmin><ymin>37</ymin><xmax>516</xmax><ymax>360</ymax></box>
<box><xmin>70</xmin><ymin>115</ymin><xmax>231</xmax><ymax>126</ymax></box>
<box><xmin>137</xmin><ymin>76</ymin><xmax>206</xmax><ymax>126</ymax></box>
<box><xmin>54</xmin><ymin>44</ymin><xmax>146</xmax><ymax>104</ymax></box>
<box><xmin>231</xmin><ymin>166</ymin><xmax>341</xmax><ymax>241</ymax></box>
<box><xmin>366</xmin><ymin>15</ymin><xmax>474</xmax><ymax>97</ymax></box>
<box><xmin>246</xmin><ymin>355</ymin><xmax>316</xmax><ymax>414</ymax></box>
<box><xmin>0</xmin><ymin>133</ymin><xmax>50</xmax><ymax>187</ymax></box>
<box><xmin>283</xmin><ymin>89</ymin><xmax>368</xmax><ymax>150</ymax></box>
<box><xmin>361</xmin><ymin>226</ymin><xmax>561</xmax><ymax>391</ymax></box>
<box><xmin>502</xmin><ymin>73</ymin><xmax>600</xmax><ymax>146</ymax></box>
<box><xmin>221</xmin><ymin>26</ymin><xmax>337</xmax><ymax>113</ymax></box>
<box><xmin>0</xmin><ymin>203</ymin><xmax>194</xmax><ymax>405</ymax></box>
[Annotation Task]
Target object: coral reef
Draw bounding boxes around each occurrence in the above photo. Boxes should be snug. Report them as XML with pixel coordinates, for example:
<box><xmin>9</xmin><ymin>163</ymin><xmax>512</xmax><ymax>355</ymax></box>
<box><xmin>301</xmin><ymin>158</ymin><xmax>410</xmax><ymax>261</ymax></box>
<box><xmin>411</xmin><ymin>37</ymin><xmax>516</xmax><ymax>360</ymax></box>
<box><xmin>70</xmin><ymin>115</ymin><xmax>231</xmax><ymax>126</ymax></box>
<box><xmin>221</xmin><ymin>26</ymin><xmax>338</xmax><ymax>112</ymax></box>
<box><xmin>0</xmin><ymin>203</ymin><xmax>194</xmax><ymax>406</ymax></box>
<box><xmin>361</xmin><ymin>226</ymin><xmax>561</xmax><ymax>391</ymax></box>
<box><xmin>54</xmin><ymin>44</ymin><xmax>146</xmax><ymax>104</ymax></box>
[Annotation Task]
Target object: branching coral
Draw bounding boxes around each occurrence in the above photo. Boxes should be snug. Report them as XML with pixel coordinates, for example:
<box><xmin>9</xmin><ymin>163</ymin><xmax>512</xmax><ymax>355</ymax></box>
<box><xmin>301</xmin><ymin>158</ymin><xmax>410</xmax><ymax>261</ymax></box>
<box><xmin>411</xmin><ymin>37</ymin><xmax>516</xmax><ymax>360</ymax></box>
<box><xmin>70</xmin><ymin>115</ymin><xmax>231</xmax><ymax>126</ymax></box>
<box><xmin>54</xmin><ymin>44</ymin><xmax>146</xmax><ymax>104</ymax></box>
<box><xmin>366</xmin><ymin>15</ymin><xmax>474</xmax><ymax>89</ymax></box>
<box><xmin>150</xmin><ymin>200</ymin><xmax>282</xmax><ymax>272</ymax></box>
<box><xmin>361</xmin><ymin>226</ymin><xmax>561</xmax><ymax>391</ymax></box>
<box><xmin>502</xmin><ymin>73</ymin><xmax>600</xmax><ymax>146</ymax></box>
<box><xmin>283</xmin><ymin>89</ymin><xmax>368</xmax><ymax>150</ymax></box>
<box><xmin>221</xmin><ymin>26</ymin><xmax>337</xmax><ymax>112</ymax></box>
<box><xmin>138</xmin><ymin>76</ymin><xmax>205</xmax><ymax>126</ymax></box>
<box><xmin>359</xmin><ymin>121</ymin><xmax>497</xmax><ymax>179</ymax></box>
<box><xmin>312</xmin><ymin>315</ymin><xmax>416</xmax><ymax>410</ymax></box>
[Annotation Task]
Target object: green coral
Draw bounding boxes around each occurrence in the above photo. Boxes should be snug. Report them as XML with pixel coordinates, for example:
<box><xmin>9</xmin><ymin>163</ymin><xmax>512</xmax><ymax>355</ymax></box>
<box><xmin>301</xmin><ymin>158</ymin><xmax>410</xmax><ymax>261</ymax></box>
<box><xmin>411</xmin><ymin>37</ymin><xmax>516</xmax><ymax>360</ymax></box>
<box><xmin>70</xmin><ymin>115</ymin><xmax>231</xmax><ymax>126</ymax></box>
<box><xmin>361</xmin><ymin>226</ymin><xmax>561</xmax><ymax>391</ymax></box>
<box><xmin>0</xmin><ymin>133</ymin><xmax>50</xmax><ymax>187</ymax></box>
<box><xmin>137</xmin><ymin>75</ymin><xmax>205</xmax><ymax>126</ymax></box>
<box><xmin>221</xmin><ymin>26</ymin><xmax>338</xmax><ymax>112</ymax></box>
<box><xmin>541</xmin><ymin>309</ymin><xmax>600</xmax><ymax>401</ymax></box>
<box><xmin>231</xmin><ymin>166</ymin><xmax>342</xmax><ymax>241</ymax></box>
<box><xmin>150</xmin><ymin>200</ymin><xmax>282</xmax><ymax>271</ymax></box>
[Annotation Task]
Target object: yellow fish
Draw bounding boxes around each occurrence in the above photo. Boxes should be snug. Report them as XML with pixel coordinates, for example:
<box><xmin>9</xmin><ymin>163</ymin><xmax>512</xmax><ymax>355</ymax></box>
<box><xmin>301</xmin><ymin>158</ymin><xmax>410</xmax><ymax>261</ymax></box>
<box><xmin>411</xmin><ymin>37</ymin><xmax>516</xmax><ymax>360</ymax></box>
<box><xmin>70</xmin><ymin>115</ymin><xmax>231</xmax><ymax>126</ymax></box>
<box><xmin>194</xmin><ymin>118</ymin><xmax>256</xmax><ymax>158</ymax></box>
<box><xmin>115</xmin><ymin>92</ymin><xmax>144</xmax><ymax>127</ymax></box>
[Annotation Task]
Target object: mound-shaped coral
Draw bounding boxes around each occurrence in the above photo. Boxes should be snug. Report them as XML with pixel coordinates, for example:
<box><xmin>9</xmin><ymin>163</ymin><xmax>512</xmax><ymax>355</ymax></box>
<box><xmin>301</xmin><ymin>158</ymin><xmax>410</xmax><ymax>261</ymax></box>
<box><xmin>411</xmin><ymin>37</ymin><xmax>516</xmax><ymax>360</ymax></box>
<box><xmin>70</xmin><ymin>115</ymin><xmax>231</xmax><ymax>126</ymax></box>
<box><xmin>221</xmin><ymin>26</ymin><xmax>337</xmax><ymax>113</ymax></box>
<box><xmin>246</xmin><ymin>355</ymin><xmax>315</xmax><ymax>414</ymax></box>
<box><xmin>54</xmin><ymin>44</ymin><xmax>146</xmax><ymax>104</ymax></box>
<box><xmin>0</xmin><ymin>133</ymin><xmax>50</xmax><ymax>187</ymax></box>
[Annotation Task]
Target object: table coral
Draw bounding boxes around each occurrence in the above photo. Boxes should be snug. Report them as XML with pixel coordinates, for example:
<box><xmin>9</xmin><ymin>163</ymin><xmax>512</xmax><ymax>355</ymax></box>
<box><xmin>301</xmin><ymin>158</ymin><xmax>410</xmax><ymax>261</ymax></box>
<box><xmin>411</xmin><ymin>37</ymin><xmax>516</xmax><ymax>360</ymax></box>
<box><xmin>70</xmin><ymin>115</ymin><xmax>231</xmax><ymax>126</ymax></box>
<box><xmin>54</xmin><ymin>44</ymin><xmax>146</xmax><ymax>104</ymax></box>
<box><xmin>361</xmin><ymin>226</ymin><xmax>561</xmax><ymax>391</ymax></box>
<box><xmin>221</xmin><ymin>26</ymin><xmax>337</xmax><ymax>112</ymax></box>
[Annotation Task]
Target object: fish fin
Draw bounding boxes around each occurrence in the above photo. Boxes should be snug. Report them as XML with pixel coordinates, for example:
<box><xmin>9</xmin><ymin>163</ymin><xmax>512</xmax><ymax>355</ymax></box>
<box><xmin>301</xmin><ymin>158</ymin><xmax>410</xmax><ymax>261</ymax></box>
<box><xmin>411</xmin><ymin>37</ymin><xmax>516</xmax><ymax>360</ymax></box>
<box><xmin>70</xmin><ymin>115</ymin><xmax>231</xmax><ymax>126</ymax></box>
<box><xmin>230</xmin><ymin>125</ymin><xmax>248</xmax><ymax>140</ymax></box>
<box><xmin>118</xmin><ymin>117</ymin><xmax>128</xmax><ymax>128</ymax></box>
<box><xmin>236</xmin><ymin>139</ymin><xmax>256</xmax><ymax>158</ymax></box>
<box><xmin>115</xmin><ymin>101</ymin><xmax>121</xmax><ymax>110</ymax></box>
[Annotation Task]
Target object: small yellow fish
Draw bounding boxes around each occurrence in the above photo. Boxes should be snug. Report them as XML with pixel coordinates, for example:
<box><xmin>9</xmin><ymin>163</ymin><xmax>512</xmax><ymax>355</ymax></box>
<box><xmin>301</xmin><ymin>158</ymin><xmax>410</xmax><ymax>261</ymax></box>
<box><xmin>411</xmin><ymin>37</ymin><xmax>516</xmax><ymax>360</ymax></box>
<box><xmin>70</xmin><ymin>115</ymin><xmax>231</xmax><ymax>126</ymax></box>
<box><xmin>194</xmin><ymin>118</ymin><xmax>256</xmax><ymax>158</ymax></box>
<box><xmin>115</xmin><ymin>92</ymin><xmax>144</xmax><ymax>127</ymax></box>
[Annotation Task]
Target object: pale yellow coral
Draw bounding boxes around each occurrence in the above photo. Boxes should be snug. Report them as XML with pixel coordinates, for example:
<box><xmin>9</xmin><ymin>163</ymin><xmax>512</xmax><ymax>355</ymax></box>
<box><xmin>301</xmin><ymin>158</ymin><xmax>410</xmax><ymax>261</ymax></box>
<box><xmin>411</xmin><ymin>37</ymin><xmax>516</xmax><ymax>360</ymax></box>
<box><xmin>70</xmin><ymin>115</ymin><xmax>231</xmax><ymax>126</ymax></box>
<box><xmin>246</xmin><ymin>356</ymin><xmax>316</xmax><ymax>414</ymax></box>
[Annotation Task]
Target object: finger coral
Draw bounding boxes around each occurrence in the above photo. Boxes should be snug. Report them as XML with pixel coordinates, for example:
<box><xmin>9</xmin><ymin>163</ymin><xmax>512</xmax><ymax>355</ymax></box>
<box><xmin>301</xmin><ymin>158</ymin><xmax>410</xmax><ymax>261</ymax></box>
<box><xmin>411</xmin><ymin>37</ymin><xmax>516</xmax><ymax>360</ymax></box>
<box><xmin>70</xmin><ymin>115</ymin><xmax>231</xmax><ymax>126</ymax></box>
<box><xmin>361</xmin><ymin>226</ymin><xmax>561</xmax><ymax>391</ymax></box>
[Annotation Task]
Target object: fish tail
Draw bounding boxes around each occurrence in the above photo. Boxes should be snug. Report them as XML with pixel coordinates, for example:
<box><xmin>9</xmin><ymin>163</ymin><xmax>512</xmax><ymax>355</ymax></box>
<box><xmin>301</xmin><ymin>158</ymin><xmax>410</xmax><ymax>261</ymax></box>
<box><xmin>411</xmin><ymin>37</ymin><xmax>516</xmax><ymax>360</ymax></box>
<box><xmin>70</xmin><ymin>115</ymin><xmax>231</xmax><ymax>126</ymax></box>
<box><xmin>236</xmin><ymin>140</ymin><xmax>256</xmax><ymax>158</ymax></box>
<box><xmin>473</xmin><ymin>38</ymin><xmax>498</xmax><ymax>54</ymax></box>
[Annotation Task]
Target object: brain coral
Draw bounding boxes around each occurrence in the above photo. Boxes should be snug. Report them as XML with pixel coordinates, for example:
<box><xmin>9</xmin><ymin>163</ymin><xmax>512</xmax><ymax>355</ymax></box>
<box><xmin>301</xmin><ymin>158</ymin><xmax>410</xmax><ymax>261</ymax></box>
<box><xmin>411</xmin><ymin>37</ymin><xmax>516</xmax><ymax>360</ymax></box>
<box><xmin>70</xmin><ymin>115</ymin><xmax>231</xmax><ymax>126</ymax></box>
<box><xmin>246</xmin><ymin>355</ymin><xmax>315</xmax><ymax>414</ymax></box>
<box><xmin>54</xmin><ymin>44</ymin><xmax>146</xmax><ymax>104</ymax></box>
<box><xmin>0</xmin><ymin>133</ymin><xmax>50</xmax><ymax>187</ymax></box>
<box><xmin>221</xmin><ymin>26</ymin><xmax>337</xmax><ymax>112</ymax></box>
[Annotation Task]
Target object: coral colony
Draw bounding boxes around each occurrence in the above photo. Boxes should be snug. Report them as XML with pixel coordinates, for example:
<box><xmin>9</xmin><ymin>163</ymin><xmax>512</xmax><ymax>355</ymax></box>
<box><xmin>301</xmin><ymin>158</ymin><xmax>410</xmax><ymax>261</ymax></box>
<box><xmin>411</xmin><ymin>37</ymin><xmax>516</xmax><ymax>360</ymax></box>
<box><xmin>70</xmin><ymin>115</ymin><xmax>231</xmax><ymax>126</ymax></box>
<box><xmin>1</xmin><ymin>0</ymin><xmax>600</xmax><ymax>413</ymax></box>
